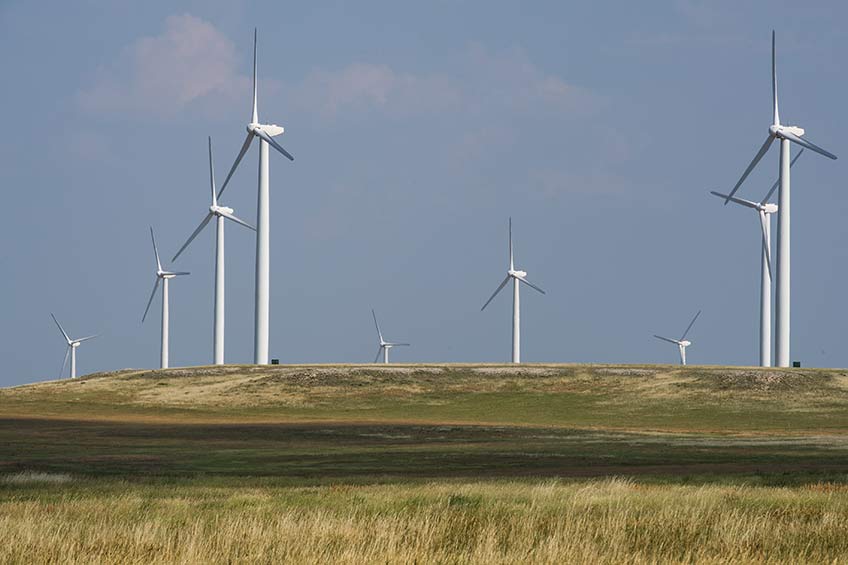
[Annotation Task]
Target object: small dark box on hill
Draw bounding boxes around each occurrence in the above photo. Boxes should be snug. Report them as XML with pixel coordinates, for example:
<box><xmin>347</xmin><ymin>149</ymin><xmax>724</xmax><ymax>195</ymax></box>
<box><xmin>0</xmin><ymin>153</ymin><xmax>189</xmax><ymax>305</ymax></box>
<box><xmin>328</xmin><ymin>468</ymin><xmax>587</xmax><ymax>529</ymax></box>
<box><xmin>271</xmin><ymin>359</ymin><xmax>280</xmax><ymax>365</ymax></box>
<box><xmin>793</xmin><ymin>361</ymin><xmax>801</xmax><ymax>368</ymax></box>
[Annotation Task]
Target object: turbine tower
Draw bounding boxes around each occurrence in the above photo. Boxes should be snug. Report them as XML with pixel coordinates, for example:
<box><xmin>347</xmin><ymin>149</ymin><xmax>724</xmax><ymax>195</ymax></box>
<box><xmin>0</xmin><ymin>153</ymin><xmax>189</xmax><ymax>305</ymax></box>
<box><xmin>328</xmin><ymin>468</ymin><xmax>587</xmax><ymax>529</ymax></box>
<box><xmin>710</xmin><ymin>149</ymin><xmax>803</xmax><ymax>367</ymax></box>
<box><xmin>481</xmin><ymin>218</ymin><xmax>545</xmax><ymax>363</ymax></box>
<box><xmin>142</xmin><ymin>227</ymin><xmax>189</xmax><ymax>369</ymax></box>
<box><xmin>654</xmin><ymin>310</ymin><xmax>701</xmax><ymax>366</ymax></box>
<box><xmin>217</xmin><ymin>29</ymin><xmax>294</xmax><ymax>364</ymax></box>
<box><xmin>722</xmin><ymin>31</ymin><xmax>836</xmax><ymax>367</ymax></box>
<box><xmin>372</xmin><ymin>309</ymin><xmax>409</xmax><ymax>364</ymax></box>
<box><xmin>51</xmin><ymin>313</ymin><xmax>97</xmax><ymax>379</ymax></box>
<box><xmin>172</xmin><ymin>137</ymin><xmax>255</xmax><ymax>365</ymax></box>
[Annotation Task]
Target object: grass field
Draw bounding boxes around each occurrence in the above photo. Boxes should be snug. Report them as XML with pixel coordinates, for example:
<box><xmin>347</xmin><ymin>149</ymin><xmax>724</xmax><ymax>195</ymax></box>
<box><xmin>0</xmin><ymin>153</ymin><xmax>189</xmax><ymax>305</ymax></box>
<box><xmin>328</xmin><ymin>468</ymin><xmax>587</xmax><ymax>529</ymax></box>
<box><xmin>2</xmin><ymin>364</ymin><xmax>848</xmax><ymax>563</ymax></box>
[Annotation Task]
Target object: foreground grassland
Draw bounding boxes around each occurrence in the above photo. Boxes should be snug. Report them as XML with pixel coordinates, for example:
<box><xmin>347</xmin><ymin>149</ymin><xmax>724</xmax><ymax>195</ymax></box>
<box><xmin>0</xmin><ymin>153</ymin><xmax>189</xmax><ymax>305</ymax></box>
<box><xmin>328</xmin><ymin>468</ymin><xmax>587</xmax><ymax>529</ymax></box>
<box><xmin>2</xmin><ymin>475</ymin><xmax>848</xmax><ymax>564</ymax></box>
<box><xmin>2</xmin><ymin>364</ymin><xmax>848</xmax><ymax>563</ymax></box>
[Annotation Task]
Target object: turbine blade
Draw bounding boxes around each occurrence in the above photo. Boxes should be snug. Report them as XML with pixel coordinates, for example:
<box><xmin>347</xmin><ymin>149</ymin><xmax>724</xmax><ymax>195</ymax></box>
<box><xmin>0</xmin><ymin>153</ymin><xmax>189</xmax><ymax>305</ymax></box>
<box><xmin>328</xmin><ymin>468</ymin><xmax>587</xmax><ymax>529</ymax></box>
<box><xmin>59</xmin><ymin>346</ymin><xmax>70</xmax><ymax>379</ymax></box>
<box><xmin>169</xmin><ymin>271</ymin><xmax>191</xmax><ymax>276</ymax></box>
<box><xmin>387</xmin><ymin>343</ymin><xmax>410</xmax><ymax>347</ymax></box>
<box><xmin>481</xmin><ymin>276</ymin><xmax>510</xmax><ymax>311</ymax></box>
<box><xmin>761</xmin><ymin>148</ymin><xmax>803</xmax><ymax>204</ymax></box>
<box><xmin>150</xmin><ymin>227</ymin><xmax>162</xmax><ymax>272</ymax></box>
<box><xmin>680</xmin><ymin>310</ymin><xmax>701</xmax><ymax>341</ymax></box>
<box><xmin>517</xmin><ymin>276</ymin><xmax>546</xmax><ymax>295</ymax></box>
<box><xmin>374</xmin><ymin>347</ymin><xmax>382</xmax><ymax>363</ymax></box>
<box><xmin>217</xmin><ymin>132</ymin><xmax>254</xmax><ymax>199</ymax></box>
<box><xmin>372</xmin><ymin>309</ymin><xmax>384</xmax><ymax>343</ymax></box>
<box><xmin>653</xmin><ymin>335</ymin><xmax>679</xmax><ymax>345</ymax></box>
<box><xmin>759</xmin><ymin>210</ymin><xmax>772</xmax><ymax>279</ymax></box>
<box><xmin>726</xmin><ymin>135</ymin><xmax>775</xmax><ymax>203</ymax></box>
<box><xmin>255</xmin><ymin>128</ymin><xmax>294</xmax><ymax>161</ymax></box>
<box><xmin>709</xmin><ymin>191</ymin><xmax>759</xmax><ymax>210</ymax></box>
<box><xmin>141</xmin><ymin>278</ymin><xmax>160</xmax><ymax>323</ymax></box>
<box><xmin>252</xmin><ymin>28</ymin><xmax>259</xmax><ymax>124</ymax></box>
<box><xmin>220</xmin><ymin>210</ymin><xmax>256</xmax><ymax>231</ymax></box>
<box><xmin>76</xmin><ymin>334</ymin><xmax>99</xmax><ymax>343</ymax></box>
<box><xmin>208</xmin><ymin>136</ymin><xmax>217</xmax><ymax>207</ymax></box>
<box><xmin>172</xmin><ymin>213</ymin><xmax>213</xmax><ymax>262</ymax></box>
<box><xmin>780</xmin><ymin>130</ymin><xmax>837</xmax><ymax>161</ymax></box>
<box><xmin>772</xmin><ymin>30</ymin><xmax>779</xmax><ymax>126</ymax></box>
<box><xmin>508</xmin><ymin>217</ymin><xmax>513</xmax><ymax>270</ymax></box>
<box><xmin>51</xmin><ymin>313</ymin><xmax>71</xmax><ymax>344</ymax></box>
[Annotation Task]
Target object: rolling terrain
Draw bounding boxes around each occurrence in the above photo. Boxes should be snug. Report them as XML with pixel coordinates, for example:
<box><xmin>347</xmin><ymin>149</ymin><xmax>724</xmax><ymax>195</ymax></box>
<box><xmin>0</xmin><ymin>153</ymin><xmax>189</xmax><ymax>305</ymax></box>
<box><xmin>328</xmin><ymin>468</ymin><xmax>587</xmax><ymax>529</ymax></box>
<box><xmin>2</xmin><ymin>364</ymin><xmax>848</xmax><ymax>563</ymax></box>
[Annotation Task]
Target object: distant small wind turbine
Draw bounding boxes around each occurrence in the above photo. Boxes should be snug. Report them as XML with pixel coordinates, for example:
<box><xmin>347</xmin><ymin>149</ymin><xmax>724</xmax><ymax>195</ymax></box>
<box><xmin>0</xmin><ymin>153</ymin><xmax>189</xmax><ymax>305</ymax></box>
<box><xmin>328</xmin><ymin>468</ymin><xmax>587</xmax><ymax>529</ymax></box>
<box><xmin>481</xmin><ymin>218</ymin><xmax>545</xmax><ymax>363</ymax></box>
<box><xmin>51</xmin><ymin>313</ymin><xmax>97</xmax><ymax>379</ymax></box>
<box><xmin>172</xmin><ymin>137</ymin><xmax>255</xmax><ymax>365</ymax></box>
<box><xmin>142</xmin><ymin>227</ymin><xmax>189</xmax><ymax>369</ymax></box>
<box><xmin>372</xmin><ymin>309</ymin><xmax>409</xmax><ymax>364</ymax></box>
<box><xmin>654</xmin><ymin>310</ymin><xmax>701</xmax><ymax>365</ymax></box>
<box><xmin>710</xmin><ymin>149</ymin><xmax>803</xmax><ymax>367</ymax></box>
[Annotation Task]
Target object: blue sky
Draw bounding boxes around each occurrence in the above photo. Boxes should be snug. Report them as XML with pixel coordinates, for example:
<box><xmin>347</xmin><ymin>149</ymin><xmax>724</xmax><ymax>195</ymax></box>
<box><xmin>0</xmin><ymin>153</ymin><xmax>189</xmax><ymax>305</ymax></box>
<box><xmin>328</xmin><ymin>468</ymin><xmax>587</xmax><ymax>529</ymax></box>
<box><xmin>1</xmin><ymin>1</ymin><xmax>847</xmax><ymax>385</ymax></box>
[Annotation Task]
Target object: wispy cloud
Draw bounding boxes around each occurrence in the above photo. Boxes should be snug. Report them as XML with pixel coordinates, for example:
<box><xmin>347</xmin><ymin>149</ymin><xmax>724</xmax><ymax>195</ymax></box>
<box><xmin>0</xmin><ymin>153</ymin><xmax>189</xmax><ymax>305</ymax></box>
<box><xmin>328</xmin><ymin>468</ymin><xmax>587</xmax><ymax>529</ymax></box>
<box><xmin>77</xmin><ymin>14</ymin><xmax>250</xmax><ymax>117</ymax></box>
<box><xmin>289</xmin><ymin>63</ymin><xmax>461</xmax><ymax>119</ymax></box>
<box><xmin>460</xmin><ymin>44</ymin><xmax>600</xmax><ymax>117</ymax></box>
<box><xmin>288</xmin><ymin>44</ymin><xmax>600</xmax><ymax>122</ymax></box>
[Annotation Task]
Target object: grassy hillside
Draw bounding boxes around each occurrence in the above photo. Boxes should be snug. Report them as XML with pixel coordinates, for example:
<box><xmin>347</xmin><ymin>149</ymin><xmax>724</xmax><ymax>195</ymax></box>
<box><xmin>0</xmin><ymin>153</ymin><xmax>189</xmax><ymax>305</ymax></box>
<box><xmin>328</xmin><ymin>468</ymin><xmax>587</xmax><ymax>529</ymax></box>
<box><xmin>2</xmin><ymin>364</ymin><xmax>848</xmax><ymax>480</ymax></box>
<box><xmin>4</xmin><ymin>363</ymin><xmax>848</xmax><ymax>429</ymax></box>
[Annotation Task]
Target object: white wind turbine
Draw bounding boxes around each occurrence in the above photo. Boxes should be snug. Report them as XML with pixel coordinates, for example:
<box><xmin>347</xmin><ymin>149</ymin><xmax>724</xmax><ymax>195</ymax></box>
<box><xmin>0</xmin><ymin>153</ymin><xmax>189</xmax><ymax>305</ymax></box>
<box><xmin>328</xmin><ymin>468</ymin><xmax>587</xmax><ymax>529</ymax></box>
<box><xmin>654</xmin><ymin>310</ymin><xmax>701</xmax><ymax>366</ymax></box>
<box><xmin>217</xmin><ymin>29</ymin><xmax>294</xmax><ymax>365</ymax></box>
<box><xmin>372</xmin><ymin>309</ymin><xmax>409</xmax><ymax>364</ymax></box>
<box><xmin>722</xmin><ymin>31</ymin><xmax>836</xmax><ymax>367</ymax></box>
<box><xmin>142</xmin><ymin>227</ymin><xmax>189</xmax><ymax>369</ymax></box>
<box><xmin>172</xmin><ymin>137</ymin><xmax>255</xmax><ymax>365</ymax></box>
<box><xmin>51</xmin><ymin>313</ymin><xmax>97</xmax><ymax>379</ymax></box>
<box><xmin>710</xmin><ymin>149</ymin><xmax>803</xmax><ymax>367</ymax></box>
<box><xmin>481</xmin><ymin>218</ymin><xmax>546</xmax><ymax>363</ymax></box>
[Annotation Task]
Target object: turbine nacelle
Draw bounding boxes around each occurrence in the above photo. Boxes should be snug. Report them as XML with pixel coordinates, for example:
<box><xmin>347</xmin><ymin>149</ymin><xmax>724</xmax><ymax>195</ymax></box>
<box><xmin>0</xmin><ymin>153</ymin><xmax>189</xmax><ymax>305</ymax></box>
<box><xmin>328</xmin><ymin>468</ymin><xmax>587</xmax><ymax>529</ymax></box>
<box><xmin>770</xmin><ymin>124</ymin><xmax>805</xmax><ymax>139</ymax></box>
<box><xmin>679</xmin><ymin>340</ymin><xmax>691</xmax><ymax>348</ymax></box>
<box><xmin>508</xmin><ymin>269</ymin><xmax>527</xmax><ymax>279</ymax></box>
<box><xmin>211</xmin><ymin>204</ymin><xmax>234</xmax><ymax>216</ymax></box>
<box><xmin>762</xmin><ymin>203</ymin><xmax>778</xmax><ymax>214</ymax></box>
<box><xmin>247</xmin><ymin>123</ymin><xmax>285</xmax><ymax>137</ymax></box>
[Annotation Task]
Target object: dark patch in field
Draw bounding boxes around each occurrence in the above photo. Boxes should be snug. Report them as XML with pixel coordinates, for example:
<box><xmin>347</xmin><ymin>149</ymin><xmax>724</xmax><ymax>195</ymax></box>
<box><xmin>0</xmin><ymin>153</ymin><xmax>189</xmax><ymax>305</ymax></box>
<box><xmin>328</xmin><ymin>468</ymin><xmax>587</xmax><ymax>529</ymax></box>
<box><xmin>1</xmin><ymin>418</ymin><xmax>846</xmax><ymax>482</ymax></box>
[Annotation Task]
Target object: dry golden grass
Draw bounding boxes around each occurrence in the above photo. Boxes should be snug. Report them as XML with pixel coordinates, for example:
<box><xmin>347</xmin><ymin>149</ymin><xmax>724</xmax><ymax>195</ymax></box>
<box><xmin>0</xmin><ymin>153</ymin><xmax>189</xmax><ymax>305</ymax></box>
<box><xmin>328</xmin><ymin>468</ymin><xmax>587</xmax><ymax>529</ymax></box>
<box><xmin>2</xmin><ymin>477</ymin><xmax>847</xmax><ymax>564</ymax></box>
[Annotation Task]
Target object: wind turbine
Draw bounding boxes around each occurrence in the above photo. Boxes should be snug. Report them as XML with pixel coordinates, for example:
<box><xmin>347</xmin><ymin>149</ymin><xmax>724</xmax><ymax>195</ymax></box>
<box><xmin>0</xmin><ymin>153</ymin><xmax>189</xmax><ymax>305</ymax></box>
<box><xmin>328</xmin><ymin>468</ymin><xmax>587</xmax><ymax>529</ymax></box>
<box><xmin>481</xmin><ymin>218</ymin><xmax>546</xmax><ymax>363</ymax></box>
<box><xmin>654</xmin><ymin>310</ymin><xmax>701</xmax><ymax>366</ymax></box>
<box><xmin>142</xmin><ymin>227</ymin><xmax>189</xmax><ymax>369</ymax></box>
<box><xmin>372</xmin><ymin>309</ymin><xmax>409</xmax><ymax>363</ymax></box>
<box><xmin>710</xmin><ymin>149</ymin><xmax>803</xmax><ymax>367</ymax></box>
<box><xmin>722</xmin><ymin>31</ymin><xmax>836</xmax><ymax>367</ymax></box>
<box><xmin>217</xmin><ymin>28</ymin><xmax>294</xmax><ymax>365</ymax></box>
<box><xmin>172</xmin><ymin>137</ymin><xmax>255</xmax><ymax>365</ymax></box>
<box><xmin>51</xmin><ymin>313</ymin><xmax>97</xmax><ymax>379</ymax></box>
